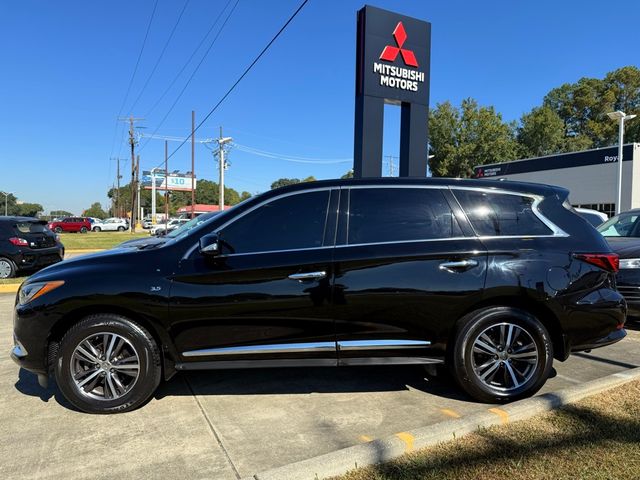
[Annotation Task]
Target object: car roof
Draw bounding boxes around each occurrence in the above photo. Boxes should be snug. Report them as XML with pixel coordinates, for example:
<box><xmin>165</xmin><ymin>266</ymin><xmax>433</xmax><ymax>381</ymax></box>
<box><xmin>264</xmin><ymin>177</ymin><xmax>569</xmax><ymax>198</ymax></box>
<box><xmin>0</xmin><ymin>216</ymin><xmax>45</xmax><ymax>223</ymax></box>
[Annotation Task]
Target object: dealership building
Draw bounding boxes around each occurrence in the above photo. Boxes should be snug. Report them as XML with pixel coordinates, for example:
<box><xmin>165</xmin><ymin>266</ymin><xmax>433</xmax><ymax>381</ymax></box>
<box><xmin>474</xmin><ymin>143</ymin><xmax>640</xmax><ymax>217</ymax></box>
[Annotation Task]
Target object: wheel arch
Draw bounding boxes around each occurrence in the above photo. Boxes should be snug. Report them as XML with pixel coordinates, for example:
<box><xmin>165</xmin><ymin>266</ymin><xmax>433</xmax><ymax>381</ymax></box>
<box><xmin>452</xmin><ymin>295</ymin><xmax>568</xmax><ymax>361</ymax></box>
<box><xmin>47</xmin><ymin>305</ymin><xmax>177</xmax><ymax>380</ymax></box>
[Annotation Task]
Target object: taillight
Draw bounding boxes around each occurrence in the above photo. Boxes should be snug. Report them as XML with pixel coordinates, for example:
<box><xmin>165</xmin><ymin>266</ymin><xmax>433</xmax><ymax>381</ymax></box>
<box><xmin>574</xmin><ymin>253</ymin><xmax>619</xmax><ymax>273</ymax></box>
<box><xmin>9</xmin><ymin>237</ymin><xmax>29</xmax><ymax>247</ymax></box>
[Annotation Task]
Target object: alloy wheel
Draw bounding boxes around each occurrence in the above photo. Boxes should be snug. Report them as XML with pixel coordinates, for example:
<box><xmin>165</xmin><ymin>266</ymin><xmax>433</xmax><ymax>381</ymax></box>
<box><xmin>70</xmin><ymin>332</ymin><xmax>140</xmax><ymax>401</ymax></box>
<box><xmin>0</xmin><ymin>260</ymin><xmax>12</xmax><ymax>278</ymax></box>
<box><xmin>471</xmin><ymin>322</ymin><xmax>539</xmax><ymax>392</ymax></box>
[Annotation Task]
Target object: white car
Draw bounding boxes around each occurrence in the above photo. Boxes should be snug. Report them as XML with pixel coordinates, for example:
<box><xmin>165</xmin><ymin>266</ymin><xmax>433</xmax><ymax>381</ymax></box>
<box><xmin>92</xmin><ymin>218</ymin><xmax>128</xmax><ymax>232</ymax></box>
<box><xmin>575</xmin><ymin>208</ymin><xmax>608</xmax><ymax>228</ymax></box>
<box><xmin>150</xmin><ymin>218</ymin><xmax>189</xmax><ymax>236</ymax></box>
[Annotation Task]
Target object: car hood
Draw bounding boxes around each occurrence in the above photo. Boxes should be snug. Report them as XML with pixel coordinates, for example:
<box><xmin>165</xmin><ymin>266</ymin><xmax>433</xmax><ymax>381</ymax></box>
<box><xmin>605</xmin><ymin>237</ymin><xmax>640</xmax><ymax>258</ymax></box>
<box><xmin>114</xmin><ymin>237</ymin><xmax>166</xmax><ymax>249</ymax></box>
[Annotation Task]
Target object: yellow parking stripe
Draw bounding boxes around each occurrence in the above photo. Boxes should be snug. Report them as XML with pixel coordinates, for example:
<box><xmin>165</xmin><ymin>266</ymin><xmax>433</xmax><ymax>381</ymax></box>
<box><xmin>395</xmin><ymin>432</ymin><xmax>415</xmax><ymax>452</ymax></box>
<box><xmin>0</xmin><ymin>284</ymin><xmax>20</xmax><ymax>293</ymax></box>
<box><xmin>440</xmin><ymin>408</ymin><xmax>461</xmax><ymax>418</ymax></box>
<box><xmin>488</xmin><ymin>407</ymin><xmax>510</xmax><ymax>424</ymax></box>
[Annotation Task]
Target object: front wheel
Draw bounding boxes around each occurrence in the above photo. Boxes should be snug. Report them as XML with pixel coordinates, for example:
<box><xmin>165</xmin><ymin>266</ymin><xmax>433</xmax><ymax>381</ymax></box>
<box><xmin>55</xmin><ymin>227</ymin><xmax>63</xmax><ymax>233</ymax></box>
<box><xmin>450</xmin><ymin>306</ymin><xmax>553</xmax><ymax>403</ymax></box>
<box><xmin>55</xmin><ymin>314</ymin><xmax>162</xmax><ymax>414</ymax></box>
<box><xmin>80</xmin><ymin>227</ymin><xmax>87</xmax><ymax>233</ymax></box>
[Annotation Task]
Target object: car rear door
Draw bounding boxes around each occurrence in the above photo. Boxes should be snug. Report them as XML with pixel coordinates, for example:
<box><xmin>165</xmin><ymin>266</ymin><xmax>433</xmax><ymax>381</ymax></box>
<box><xmin>331</xmin><ymin>185</ymin><xmax>488</xmax><ymax>364</ymax></box>
<box><xmin>169</xmin><ymin>188</ymin><xmax>340</xmax><ymax>365</ymax></box>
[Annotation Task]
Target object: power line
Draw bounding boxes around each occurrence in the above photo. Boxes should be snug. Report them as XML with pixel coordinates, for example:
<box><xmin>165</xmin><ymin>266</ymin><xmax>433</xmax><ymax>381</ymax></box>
<box><xmin>139</xmin><ymin>0</ymin><xmax>240</xmax><ymax>153</ymax></box>
<box><xmin>142</xmin><ymin>0</ymin><xmax>235</xmax><ymax>120</ymax></box>
<box><xmin>163</xmin><ymin>0</ymin><xmax>310</xmax><ymax>164</ymax></box>
<box><xmin>126</xmin><ymin>0</ymin><xmax>191</xmax><ymax>115</ymax></box>
<box><xmin>117</xmin><ymin>0</ymin><xmax>160</xmax><ymax>119</ymax></box>
<box><xmin>233</xmin><ymin>143</ymin><xmax>351</xmax><ymax>164</ymax></box>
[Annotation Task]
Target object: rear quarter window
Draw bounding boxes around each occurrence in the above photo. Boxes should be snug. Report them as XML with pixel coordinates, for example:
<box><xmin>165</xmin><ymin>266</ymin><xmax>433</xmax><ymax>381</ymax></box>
<box><xmin>453</xmin><ymin>189</ymin><xmax>552</xmax><ymax>237</ymax></box>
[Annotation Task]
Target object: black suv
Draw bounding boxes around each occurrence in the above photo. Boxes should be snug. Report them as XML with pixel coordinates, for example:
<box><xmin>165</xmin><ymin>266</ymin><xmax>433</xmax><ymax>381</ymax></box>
<box><xmin>11</xmin><ymin>179</ymin><xmax>626</xmax><ymax>413</ymax></box>
<box><xmin>0</xmin><ymin>217</ymin><xmax>64</xmax><ymax>278</ymax></box>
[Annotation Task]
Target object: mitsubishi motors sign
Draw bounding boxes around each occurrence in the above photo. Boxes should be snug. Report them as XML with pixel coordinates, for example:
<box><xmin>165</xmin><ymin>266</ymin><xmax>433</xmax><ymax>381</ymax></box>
<box><xmin>355</xmin><ymin>5</ymin><xmax>431</xmax><ymax>105</ymax></box>
<box><xmin>353</xmin><ymin>5</ymin><xmax>431</xmax><ymax>178</ymax></box>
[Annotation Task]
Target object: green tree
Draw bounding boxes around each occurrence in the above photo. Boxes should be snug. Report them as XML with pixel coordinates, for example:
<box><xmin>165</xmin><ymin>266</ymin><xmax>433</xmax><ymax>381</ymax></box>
<box><xmin>0</xmin><ymin>192</ymin><xmax>18</xmax><ymax>215</ymax></box>
<box><xmin>340</xmin><ymin>170</ymin><xmax>354</xmax><ymax>179</ymax></box>
<box><xmin>518</xmin><ymin>106</ymin><xmax>571</xmax><ymax>157</ymax></box>
<box><xmin>429</xmin><ymin>98</ymin><xmax>520</xmax><ymax>177</ymax></box>
<box><xmin>271</xmin><ymin>178</ymin><xmax>301</xmax><ymax>189</ymax></box>
<box><xmin>83</xmin><ymin>202</ymin><xmax>108</xmax><ymax>219</ymax></box>
<box><xmin>240</xmin><ymin>191</ymin><xmax>252</xmax><ymax>201</ymax></box>
<box><xmin>50</xmin><ymin>210</ymin><xmax>73</xmax><ymax>218</ymax></box>
<box><xmin>17</xmin><ymin>203</ymin><xmax>44</xmax><ymax>217</ymax></box>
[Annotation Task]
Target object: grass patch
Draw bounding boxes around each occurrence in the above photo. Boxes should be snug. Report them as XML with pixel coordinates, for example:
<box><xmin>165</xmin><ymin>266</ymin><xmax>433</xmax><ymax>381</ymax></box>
<box><xmin>335</xmin><ymin>380</ymin><xmax>640</xmax><ymax>480</ymax></box>
<box><xmin>58</xmin><ymin>231</ymin><xmax>149</xmax><ymax>250</ymax></box>
<box><xmin>0</xmin><ymin>276</ymin><xmax>26</xmax><ymax>285</ymax></box>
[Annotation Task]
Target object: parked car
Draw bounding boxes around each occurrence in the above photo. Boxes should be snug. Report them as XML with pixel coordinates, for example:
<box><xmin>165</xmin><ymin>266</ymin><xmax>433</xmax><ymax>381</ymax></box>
<box><xmin>11</xmin><ymin>178</ymin><xmax>626</xmax><ymax>413</ymax></box>
<box><xmin>575</xmin><ymin>207</ymin><xmax>608</xmax><ymax>227</ymax></box>
<box><xmin>116</xmin><ymin>213</ymin><xmax>219</xmax><ymax>250</ymax></box>
<box><xmin>150</xmin><ymin>218</ymin><xmax>189</xmax><ymax>236</ymax></box>
<box><xmin>92</xmin><ymin>218</ymin><xmax>128</xmax><ymax>232</ymax></box>
<box><xmin>597</xmin><ymin>209</ymin><xmax>640</xmax><ymax>320</ymax></box>
<box><xmin>0</xmin><ymin>216</ymin><xmax>64</xmax><ymax>278</ymax></box>
<box><xmin>48</xmin><ymin>217</ymin><xmax>92</xmax><ymax>234</ymax></box>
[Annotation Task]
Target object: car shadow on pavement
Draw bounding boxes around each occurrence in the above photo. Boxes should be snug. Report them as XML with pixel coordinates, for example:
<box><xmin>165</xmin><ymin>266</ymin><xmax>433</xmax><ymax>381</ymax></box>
<box><xmin>14</xmin><ymin>368</ymin><xmax>79</xmax><ymax>411</ymax></box>
<box><xmin>154</xmin><ymin>365</ymin><xmax>472</xmax><ymax>402</ymax></box>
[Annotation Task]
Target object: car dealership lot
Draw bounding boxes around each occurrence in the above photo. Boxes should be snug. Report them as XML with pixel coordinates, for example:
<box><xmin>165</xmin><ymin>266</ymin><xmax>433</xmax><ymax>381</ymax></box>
<box><xmin>1</xmin><ymin>293</ymin><xmax>639</xmax><ymax>480</ymax></box>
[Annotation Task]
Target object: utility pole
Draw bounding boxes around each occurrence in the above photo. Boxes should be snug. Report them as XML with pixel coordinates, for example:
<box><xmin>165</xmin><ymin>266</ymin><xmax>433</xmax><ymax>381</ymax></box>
<box><xmin>191</xmin><ymin>110</ymin><xmax>196</xmax><ymax>219</ymax></box>
<box><xmin>216</xmin><ymin>126</ymin><xmax>233</xmax><ymax>211</ymax></box>
<box><xmin>386</xmin><ymin>155</ymin><xmax>397</xmax><ymax>177</ymax></box>
<box><xmin>118</xmin><ymin>115</ymin><xmax>144</xmax><ymax>232</ymax></box>
<box><xmin>110</xmin><ymin>157</ymin><xmax>125</xmax><ymax>217</ymax></box>
<box><xmin>165</xmin><ymin>140</ymin><xmax>169</xmax><ymax>229</ymax></box>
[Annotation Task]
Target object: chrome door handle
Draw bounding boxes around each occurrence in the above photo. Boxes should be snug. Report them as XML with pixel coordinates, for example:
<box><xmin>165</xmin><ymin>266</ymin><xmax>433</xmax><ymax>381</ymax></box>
<box><xmin>288</xmin><ymin>271</ymin><xmax>327</xmax><ymax>281</ymax></box>
<box><xmin>439</xmin><ymin>259</ymin><xmax>479</xmax><ymax>272</ymax></box>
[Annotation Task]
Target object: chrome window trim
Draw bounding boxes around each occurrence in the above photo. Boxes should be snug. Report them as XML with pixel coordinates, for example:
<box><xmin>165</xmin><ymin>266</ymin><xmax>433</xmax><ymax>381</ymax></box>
<box><xmin>182</xmin><ymin>341</ymin><xmax>336</xmax><ymax>357</ymax></box>
<box><xmin>337</xmin><ymin>340</ymin><xmax>431</xmax><ymax>351</ymax></box>
<box><xmin>184</xmin><ymin>183</ymin><xmax>569</xmax><ymax>258</ymax></box>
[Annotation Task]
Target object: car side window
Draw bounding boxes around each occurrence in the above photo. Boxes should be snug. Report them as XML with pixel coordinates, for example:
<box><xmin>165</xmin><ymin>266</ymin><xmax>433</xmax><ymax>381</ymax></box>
<box><xmin>347</xmin><ymin>188</ymin><xmax>463</xmax><ymax>245</ymax></box>
<box><xmin>219</xmin><ymin>190</ymin><xmax>330</xmax><ymax>254</ymax></box>
<box><xmin>453</xmin><ymin>189</ymin><xmax>552</xmax><ymax>236</ymax></box>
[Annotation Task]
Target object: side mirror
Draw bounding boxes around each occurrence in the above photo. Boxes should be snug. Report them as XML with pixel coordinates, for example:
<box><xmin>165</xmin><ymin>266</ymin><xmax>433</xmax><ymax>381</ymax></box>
<box><xmin>199</xmin><ymin>233</ymin><xmax>221</xmax><ymax>256</ymax></box>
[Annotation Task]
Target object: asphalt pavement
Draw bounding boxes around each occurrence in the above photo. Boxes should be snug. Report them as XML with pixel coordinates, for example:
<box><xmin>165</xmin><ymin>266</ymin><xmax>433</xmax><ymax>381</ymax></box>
<box><xmin>1</xmin><ymin>293</ymin><xmax>639</xmax><ymax>479</ymax></box>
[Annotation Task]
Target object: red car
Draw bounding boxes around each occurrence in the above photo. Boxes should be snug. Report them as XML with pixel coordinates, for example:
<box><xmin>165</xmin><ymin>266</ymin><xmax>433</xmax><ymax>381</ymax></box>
<box><xmin>48</xmin><ymin>217</ymin><xmax>91</xmax><ymax>234</ymax></box>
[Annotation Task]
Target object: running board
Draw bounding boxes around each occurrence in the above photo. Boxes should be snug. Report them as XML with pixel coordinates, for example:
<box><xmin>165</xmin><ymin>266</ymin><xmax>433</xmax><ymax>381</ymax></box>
<box><xmin>175</xmin><ymin>357</ymin><xmax>443</xmax><ymax>371</ymax></box>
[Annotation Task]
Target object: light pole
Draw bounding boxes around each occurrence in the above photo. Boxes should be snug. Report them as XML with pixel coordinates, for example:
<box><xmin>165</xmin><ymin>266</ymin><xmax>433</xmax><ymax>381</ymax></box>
<box><xmin>607</xmin><ymin>110</ymin><xmax>637</xmax><ymax>214</ymax></box>
<box><xmin>1</xmin><ymin>191</ymin><xmax>9</xmax><ymax>216</ymax></box>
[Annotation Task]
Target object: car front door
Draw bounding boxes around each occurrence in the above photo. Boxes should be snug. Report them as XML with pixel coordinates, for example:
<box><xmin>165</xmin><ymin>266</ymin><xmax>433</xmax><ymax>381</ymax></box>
<box><xmin>169</xmin><ymin>188</ymin><xmax>339</xmax><ymax>366</ymax></box>
<box><xmin>332</xmin><ymin>186</ymin><xmax>488</xmax><ymax>364</ymax></box>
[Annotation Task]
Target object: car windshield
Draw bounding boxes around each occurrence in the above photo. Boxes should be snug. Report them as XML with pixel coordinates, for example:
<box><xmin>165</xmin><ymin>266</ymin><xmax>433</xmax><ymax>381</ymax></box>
<box><xmin>597</xmin><ymin>212</ymin><xmax>640</xmax><ymax>237</ymax></box>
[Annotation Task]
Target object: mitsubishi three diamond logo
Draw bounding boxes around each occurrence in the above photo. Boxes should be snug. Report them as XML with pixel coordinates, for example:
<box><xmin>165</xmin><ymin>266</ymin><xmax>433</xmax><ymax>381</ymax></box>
<box><xmin>373</xmin><ymin>21</ymin><xmax>424</xmax><ymax>92</ymax></box>
<box><xmin>379</xmin><ymin>22</ymin><xmax>418</xmax><ymax>68</ymax></box>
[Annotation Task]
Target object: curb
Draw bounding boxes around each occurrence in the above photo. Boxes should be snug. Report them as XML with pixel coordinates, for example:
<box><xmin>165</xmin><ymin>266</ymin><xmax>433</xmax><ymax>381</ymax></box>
<box><xmin>0</xmin><ymin>284</ymin><xmax>19</xmax><ymax>294</ymax></box>
<box><xmin>65</xmin><ymin>249</ymin><xmax>106</xmax><ymax>254</ymax></box>
<box><xmin>242</xmin><ymin>366</ymin><xmax>640</xmax><ymax>480</ymax></box>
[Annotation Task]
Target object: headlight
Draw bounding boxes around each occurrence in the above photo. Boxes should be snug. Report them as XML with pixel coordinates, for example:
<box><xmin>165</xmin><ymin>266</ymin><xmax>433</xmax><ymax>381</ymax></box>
<box><xmin>619</xmin><ymin>258</ymin><xmax>640</xmax><ymax>269</ymax></box>
<box><xmin>18</xmin><ymin>281</ymin><xmax>65</xmax><ymax>305</ymax></box>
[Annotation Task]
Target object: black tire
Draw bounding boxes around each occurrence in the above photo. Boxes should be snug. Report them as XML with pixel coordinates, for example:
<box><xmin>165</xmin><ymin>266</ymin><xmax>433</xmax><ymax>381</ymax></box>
<box><xmin>80</xmin><ymin>227</ymin><xmax>87</xmax><ymax>233</ymax></box>
<box><xmin>450</xmin><ymin>306</ymin><xmax>553</xmax><ymax>403</ymax></box>
<box><xmin>55</xmin><ymin>314</ymin><xmax>162</xmax><ymax>414</ymax></box>
<box><xmin>55</xmin><ymin>226</ymin><xmax>63</xmax><ymax>233</ymax></box>
<box><xmin>0</xmin><ymin>257</ymin><xmax>16</xmax><ymax>279</ymax></box>
<box><xmin>93</xmin><ymin>227</ymin><xmax>101</xmax><ymax>232</ymax></box>
<box><xmin>117</xmin><ymin>226</ymin><xmax>125</xmax><ymax>232</ymax></box>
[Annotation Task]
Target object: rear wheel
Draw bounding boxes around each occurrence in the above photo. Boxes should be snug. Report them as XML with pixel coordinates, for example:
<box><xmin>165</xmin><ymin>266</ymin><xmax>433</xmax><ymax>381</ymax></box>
<box><xmin>0</xmin><ymin>257</ymin><xmax>16</xmax><ymax>279</ymax></box>
<box><xmin>93</xmin><ymin>226</ymin><xmax>101</xmax><ymax>232</ymax></box>
<box><xmin>55</xmin><ymin>314</ymin><xmax>162</xmax><ymax>414</ymax></box>
<box><xmin>117</xmin><ymin>226</ymin><xmax>125</xmax><ymax>232</ymax></box>
<box><xmin>450</xmin><ymin>306</ymin><xmax>553</xmax><ymax>403</ymax></box>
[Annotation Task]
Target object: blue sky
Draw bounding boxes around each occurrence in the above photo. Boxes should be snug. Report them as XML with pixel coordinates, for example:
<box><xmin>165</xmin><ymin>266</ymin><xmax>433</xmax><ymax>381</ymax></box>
<box><xmin>0</xmin><ymin>0</ymin><xmax>638</xmax><ymax>214</ymax></box>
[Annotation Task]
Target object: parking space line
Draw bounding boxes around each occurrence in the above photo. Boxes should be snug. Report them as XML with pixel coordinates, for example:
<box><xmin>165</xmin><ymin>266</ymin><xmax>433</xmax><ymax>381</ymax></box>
<box><xmin>440</xmin><ymin>408</ymin><xmax>461</xmax><ymax>418</ymax></box>
<box><xmin>359</xmin><ymin>435</ymin><xmax>373</xmax><ymax>442</ymax></box>
<box><xmin>488</xmin><ymin>407</ymin><xmax>509</xmax><ymax>424</ymax></box>
<box><xmin>395</xmin><ymin>432</ymin><xmax>415</xmax><ymax>452</ymax></box>
<box><xmin>183</xmin><ymin>377</ymin><xmax>241</xmax><ymax>479</ymax></box>
<box><xmin>556</xmin><ymin>374</ymin><xmax>582</xmax><ymax>384</ymax></box>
